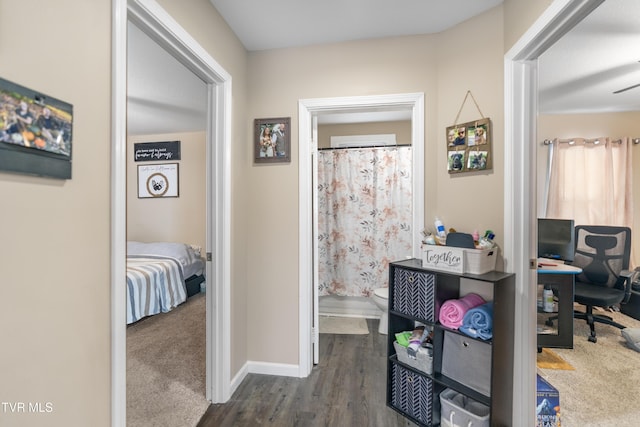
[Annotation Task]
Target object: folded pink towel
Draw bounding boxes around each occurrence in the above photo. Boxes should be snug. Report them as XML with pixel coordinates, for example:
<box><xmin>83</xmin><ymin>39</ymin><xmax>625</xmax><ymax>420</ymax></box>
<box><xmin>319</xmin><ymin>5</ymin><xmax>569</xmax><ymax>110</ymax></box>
<box><xmin>438</xmin><ymin>293</ymin><xmax>485</xmax><ymax>329</ymax></box>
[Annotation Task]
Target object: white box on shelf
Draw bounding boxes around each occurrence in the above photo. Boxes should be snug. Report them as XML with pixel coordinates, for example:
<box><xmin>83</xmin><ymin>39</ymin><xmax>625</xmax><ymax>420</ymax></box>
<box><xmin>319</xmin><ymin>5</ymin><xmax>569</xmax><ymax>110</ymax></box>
<box><xmin>421</xmin><ymin>245</ymin><xmax>464</xmax><ymax>274</ymax></box>
<box><xmin>464</xmin><ymin>247</ymin><xmax>498</xmax><ymax>275</ymax></box>
<box><xmin>421</xmin><ymin>245</ymin><xmax>497</xmax><ymax>275</ymax></box>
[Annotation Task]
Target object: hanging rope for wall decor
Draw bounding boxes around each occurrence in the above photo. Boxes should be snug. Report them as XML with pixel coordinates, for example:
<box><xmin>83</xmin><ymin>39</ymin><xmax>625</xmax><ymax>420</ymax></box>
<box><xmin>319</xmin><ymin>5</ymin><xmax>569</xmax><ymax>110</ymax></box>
<box><xmin>446</xmin><ymin>90</ymin><xmax>492</xmax><ymax>174</ymax></box>
<box><xmin>453</xmin><ymin>90</ymin><xmax>485</xmax><ymax>127</ymax></box>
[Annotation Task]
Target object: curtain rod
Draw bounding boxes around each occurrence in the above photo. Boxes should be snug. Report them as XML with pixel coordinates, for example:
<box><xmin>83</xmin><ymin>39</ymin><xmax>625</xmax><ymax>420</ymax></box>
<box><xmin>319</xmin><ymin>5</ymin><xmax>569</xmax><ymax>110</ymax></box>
<box><xmin>318</xmin><ymin>143</ymin><xmax>411</xmax><ymax>151</ymax></box>
<box><xmin>542</xmin><ymin>138</ymin><xmax>640</xmax><ymax>145</ymax></box>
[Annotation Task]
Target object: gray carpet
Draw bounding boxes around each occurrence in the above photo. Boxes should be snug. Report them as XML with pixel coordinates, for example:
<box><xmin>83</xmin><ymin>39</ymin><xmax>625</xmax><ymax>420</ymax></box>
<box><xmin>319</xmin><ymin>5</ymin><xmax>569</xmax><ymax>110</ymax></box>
<box><xmin>127</xmin><ymin>293</ymin><xmax>208</xmax><ymax>427</ymax></box>
<box><xmin>538</xmin><ymin>307</ymin><xmax>640</xmax><ymax>426</ymax></box>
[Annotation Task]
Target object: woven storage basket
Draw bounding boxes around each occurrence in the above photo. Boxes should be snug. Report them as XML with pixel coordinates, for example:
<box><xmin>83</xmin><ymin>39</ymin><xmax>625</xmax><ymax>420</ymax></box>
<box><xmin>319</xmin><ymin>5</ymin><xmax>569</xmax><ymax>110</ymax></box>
<box><xmin>391</xmin><ymin>268</ymin><xmax>436</xmax><ymax>321</ymax></box>
<box><xmin>463</xmin><ymin>247</ymin><xmax>498</xmax><ymax>275</ymax></box>
<box><xmin>393</xmin><ymin>341</ymin><xmax>433</xmax><ymax>375</ymax></box>
<box><xmin>390</xmin><ymin>363</ymin><xmax>434</xmax><ymax>426</ymax></box>
<box><xmin>440</xmin><ymin>388</ymin><xmax>490</xmax><ymax>427</ymax></box>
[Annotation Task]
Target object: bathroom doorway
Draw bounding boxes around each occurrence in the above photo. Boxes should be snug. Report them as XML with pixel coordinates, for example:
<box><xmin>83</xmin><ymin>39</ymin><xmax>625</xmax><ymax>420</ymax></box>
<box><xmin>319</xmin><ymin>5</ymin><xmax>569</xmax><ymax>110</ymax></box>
<box><xmin>298</xmin><ymin>93</ymin><xmax>425</xmax><ymax>369</ymax></box>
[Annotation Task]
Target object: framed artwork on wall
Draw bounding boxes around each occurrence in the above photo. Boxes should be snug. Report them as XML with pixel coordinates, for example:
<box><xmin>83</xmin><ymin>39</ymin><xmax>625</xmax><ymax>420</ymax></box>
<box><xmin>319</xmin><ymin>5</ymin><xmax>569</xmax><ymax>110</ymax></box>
<box><xmin>0</xmin><ymin>77</ymin><xmax>73</xmax><ymax>179</ymax></box>
<box><xmin>254</xmin><ymin>117</ymin><xmax>290</xmax><ymax>164</ymax></box>
<box><xmin>137</xmin><ymin>163</ymin><xmax>179</xmax><ymax>198</ymax></box>
<box><xmin>446</xmin><ymin>117</ymin><xmax>492</xmax><ymax>174</ymax></box>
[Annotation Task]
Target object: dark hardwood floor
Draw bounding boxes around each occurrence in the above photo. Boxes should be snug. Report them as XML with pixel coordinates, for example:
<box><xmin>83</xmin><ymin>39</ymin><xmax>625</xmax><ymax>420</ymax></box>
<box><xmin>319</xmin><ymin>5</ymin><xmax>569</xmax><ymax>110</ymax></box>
<box><xmin>197</xmin><ymin>318</ymin><xmax>416</xmax><ymax>427</ymax></box>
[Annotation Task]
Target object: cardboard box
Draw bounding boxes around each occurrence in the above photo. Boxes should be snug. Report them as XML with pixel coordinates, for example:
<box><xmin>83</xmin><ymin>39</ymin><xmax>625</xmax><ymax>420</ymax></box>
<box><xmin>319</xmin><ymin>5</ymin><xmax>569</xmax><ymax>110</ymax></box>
<box><xmin>536</xmin><ymin>374</ymin><xmax>560</xmax><ymax>427</ymax></box>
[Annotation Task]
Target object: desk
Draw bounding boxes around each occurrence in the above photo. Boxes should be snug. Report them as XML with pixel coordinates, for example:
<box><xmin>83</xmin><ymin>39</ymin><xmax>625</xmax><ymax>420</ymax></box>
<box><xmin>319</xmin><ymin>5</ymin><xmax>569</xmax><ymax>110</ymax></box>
<box><xmin>536</xmin><ymin>259</ymin><xmax>582</xmax><ymax>350</ymax></box>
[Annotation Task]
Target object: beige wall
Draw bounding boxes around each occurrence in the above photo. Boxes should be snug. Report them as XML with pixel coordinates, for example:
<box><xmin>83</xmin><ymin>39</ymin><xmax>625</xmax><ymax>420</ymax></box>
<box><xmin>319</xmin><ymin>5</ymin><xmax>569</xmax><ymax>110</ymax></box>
<box><xmin>317</xmin><ymin>121</ymin><xmax>411</xmax><ymax>149</ymax></box>
<box><xmin>126</xmin><ymin>132</ymin><xmax>206</xmax><ymax>252</ymax></box>
<box><xmin>503</xmin><ymin>0</ymin><xmax>555</xmax><ymax>51</ymax></box>
<box><xmin>0</xmin><ymin>0</ymin><xmax>568</xmax><ymax>424</ymax></box>
<box><xmin>0</xmin><ymin>1</ymin><xmax>112</xmax><ymax>425</ymax></box>
<box><xmin>154</xmin><ymin>0</ymin><xmax>250</xmax><ymax>377</ymax></box>
<box><xmin>247</xmin><ymin>36</ymin><xmax>439</xmax><ymax>366</ymax></box>
<box><xmin>538</xmin><ymin>112</ymin><xmax>640</xmax><ymax>266</ymax></box>
<box><xmin>0</xmin><ymin>0</ymin><xmax>249</xmax><ymax>425</ymax></box>
<box><xmin>245</xmin><ymin>5</ymin><xmax>505</xmax><ymax>365</ymax></box>
<box><xmin>434</xmin><ymin>6</ymin><xmax>506</xmax><ymax>267</ymax></box>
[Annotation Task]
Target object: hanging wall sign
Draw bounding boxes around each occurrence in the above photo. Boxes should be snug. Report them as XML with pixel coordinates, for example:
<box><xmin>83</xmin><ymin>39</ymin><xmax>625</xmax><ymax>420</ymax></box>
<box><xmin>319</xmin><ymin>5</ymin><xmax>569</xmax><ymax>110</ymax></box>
<box><xmin>134</xmin><ymin>140</ymin><xmax>181</xmax><ymax>162</ymax></box>
<box><xmin>137</xmin><ymin>163</ymin><xmax>179</xmax><ymax>198</ymax></box>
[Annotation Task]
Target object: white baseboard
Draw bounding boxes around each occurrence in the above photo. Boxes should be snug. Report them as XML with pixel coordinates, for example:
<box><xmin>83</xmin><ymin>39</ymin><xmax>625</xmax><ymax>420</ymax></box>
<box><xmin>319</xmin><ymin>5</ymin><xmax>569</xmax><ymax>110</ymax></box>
<box><xmin>231</xmin><ymin>360</ymin><xmax>302</xmax><ymax>389</ymax></box>
<box><xmin>229</xmin><ymin>363</ymin><xmax>249</xmax><ymax>397</ymax></box>
<box><xmin>228</xmin><ymin>298</ymin><xmax>381</xmax><ymax>393</ymax></box>
<box><xmin>248</xmin><ymin>361</ymin><xmax>301</xmax><ymax>377</ymax></box>
<box><xmin>319</xmin><ymin>295</ymin><xmax>381</xmax><ymax>319</ymax></box>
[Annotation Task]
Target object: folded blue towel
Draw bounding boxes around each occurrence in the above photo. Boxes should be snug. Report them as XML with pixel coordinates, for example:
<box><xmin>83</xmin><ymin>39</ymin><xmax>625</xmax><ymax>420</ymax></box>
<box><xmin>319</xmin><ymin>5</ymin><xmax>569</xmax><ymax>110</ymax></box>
<box><xmin>459</xmin><ymin>302</ymin><xmax>493</xmax><ymax>340</ymax></box>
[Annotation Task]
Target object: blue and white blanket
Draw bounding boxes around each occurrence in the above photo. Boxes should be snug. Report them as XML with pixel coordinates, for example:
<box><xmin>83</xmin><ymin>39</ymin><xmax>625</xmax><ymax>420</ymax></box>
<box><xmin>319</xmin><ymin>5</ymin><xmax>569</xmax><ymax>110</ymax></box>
<box><xmin>126</xmin><ymin>255</ymin><xmax>187</xmax><ymax>324</ymax></box>
<box><xmin>459</xmin><ymin>301</ymin><xmax>494</xmax><ymax>340</ymax></box>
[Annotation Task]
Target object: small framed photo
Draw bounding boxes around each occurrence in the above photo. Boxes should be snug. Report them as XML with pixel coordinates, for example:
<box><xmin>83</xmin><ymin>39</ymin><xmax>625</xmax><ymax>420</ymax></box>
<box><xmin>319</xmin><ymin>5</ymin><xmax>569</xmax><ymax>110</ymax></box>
<box><xmin>254</xmin><ymin>117</ymin><xmax>290</xmax><ymax>164</ymax></box>
<box><xmin>467</xmin><ymin>150</ymin><xmax>489</xmax><ymax>170</ymax></box>
<box><xmin>137</xmin><ymin>163</ymin><xmax>179</xmax><ymax>198</ymax></box>
<box><xmin>448</xmin><ymin>150</ymin><xmax>465</xmax><ymax>172</ymax></box>
<box><xmin>447</xmin><ymin>126</ymin><xmax>467</xmax><ymax>147</ymax></box>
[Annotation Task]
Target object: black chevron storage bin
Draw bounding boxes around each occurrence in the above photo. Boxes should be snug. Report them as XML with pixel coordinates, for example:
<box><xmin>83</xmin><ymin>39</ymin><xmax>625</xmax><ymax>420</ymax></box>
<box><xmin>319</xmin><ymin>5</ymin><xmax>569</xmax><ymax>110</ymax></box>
<box><xmin>391</xmin><ymin>362</ymin><xmax>435</xmax><ymax>426</ymax></box>
<box><xmin>392</xmin><ymin>267</ymin><xmax>436</xmax><ymax>321</ymax></box>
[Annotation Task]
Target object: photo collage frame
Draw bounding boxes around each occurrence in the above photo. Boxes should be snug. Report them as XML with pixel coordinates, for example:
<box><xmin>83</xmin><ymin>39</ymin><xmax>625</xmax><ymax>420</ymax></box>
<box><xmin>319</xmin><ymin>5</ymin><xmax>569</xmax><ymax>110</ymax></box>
<box><xmin>446</xmin><ymin>117</ymin><xmax>492</xmax><ymax>174</ymax></box>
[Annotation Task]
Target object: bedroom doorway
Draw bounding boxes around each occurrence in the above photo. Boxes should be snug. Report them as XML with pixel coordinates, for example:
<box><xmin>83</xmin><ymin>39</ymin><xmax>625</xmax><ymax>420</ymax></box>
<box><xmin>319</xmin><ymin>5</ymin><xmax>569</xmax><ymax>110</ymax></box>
<box><xmin>112</xmin><ymin>0</ymin><xmax>232</xmax><ymax>425</ymax></box>
<box><xmin>298</xmin><ymin>93</ymin><xmax>425</xmax><ymax>371</ymax></box>
<box><xmin>504</xmin><ymin>0</ymin><xmax>604</xmax><ymax>421</ymax></box>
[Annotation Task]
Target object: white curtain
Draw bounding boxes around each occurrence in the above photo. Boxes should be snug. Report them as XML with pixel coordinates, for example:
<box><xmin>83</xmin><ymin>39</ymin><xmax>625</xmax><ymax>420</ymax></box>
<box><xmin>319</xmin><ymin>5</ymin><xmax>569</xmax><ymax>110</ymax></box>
<box><xmin>546</xmin><ymin>137</ymin><xmax>633</xmax><ymax>228</ymax></box>
<box><xmin>317</xmin><ymin>146</ymin><xmax>413</xmax><ymax>297</ymax></box>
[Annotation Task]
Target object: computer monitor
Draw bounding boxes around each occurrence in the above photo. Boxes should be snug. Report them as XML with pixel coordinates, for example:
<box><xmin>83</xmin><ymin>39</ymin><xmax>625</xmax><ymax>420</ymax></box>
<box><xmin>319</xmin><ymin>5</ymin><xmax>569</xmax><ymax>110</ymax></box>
<box><xmin>538</xmin><ymin>218</ymin><xmax>575</xmax><ymax>262</ymax></box>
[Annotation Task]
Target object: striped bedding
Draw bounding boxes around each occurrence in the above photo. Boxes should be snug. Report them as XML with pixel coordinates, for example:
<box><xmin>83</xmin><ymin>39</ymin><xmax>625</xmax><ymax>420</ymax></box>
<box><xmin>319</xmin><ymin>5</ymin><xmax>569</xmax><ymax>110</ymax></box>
<box><xmin>126</xmin><ymin>255</ymin><xmax>188</xmax><ymax>324</ymax></box>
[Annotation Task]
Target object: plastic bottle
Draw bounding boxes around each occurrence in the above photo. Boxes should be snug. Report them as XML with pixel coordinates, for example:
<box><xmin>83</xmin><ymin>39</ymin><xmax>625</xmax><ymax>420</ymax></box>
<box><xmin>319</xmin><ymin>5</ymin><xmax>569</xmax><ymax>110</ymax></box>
<box><xmin>543</xmin><ymin>284</ymin><xmax>554</xmax><ymax>313</ymax></box>
<box><xmin>434</xmin><ymin>217</ymin><xmax>446</xmax><ymax>238</ymax></box>
<box><xmin>478</xmin><ymin>230</ymin><xmax>496</xmax><ymax>249</ymax></box>
<box><xmin>472</xmin><ymin>230</ymin><xmax>480</xmax><ymax>245</ymax></box>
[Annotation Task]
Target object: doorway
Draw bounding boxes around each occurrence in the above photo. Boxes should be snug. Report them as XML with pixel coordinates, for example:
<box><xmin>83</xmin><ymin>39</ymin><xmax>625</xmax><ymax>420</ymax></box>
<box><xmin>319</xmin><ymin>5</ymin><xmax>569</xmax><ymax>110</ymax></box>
<box><xmin>298</xmin><ymin>93</ymin><xmax>425</xmax><ymax>371</ymax></box>
<box><xmin>111</xmin><ymin>0</ymin><xmax>232</xmax><ymax>424</ymax></box>
<box><xmin>504</xmin><ymin>0</ymin><xmax>604</xmax><ymax>422</ymax></box>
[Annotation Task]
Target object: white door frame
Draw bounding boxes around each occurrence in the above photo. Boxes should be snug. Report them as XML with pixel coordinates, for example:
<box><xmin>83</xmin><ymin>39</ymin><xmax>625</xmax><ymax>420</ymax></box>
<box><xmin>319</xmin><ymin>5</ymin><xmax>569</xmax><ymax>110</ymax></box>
<box><xmin>504</xmin><ymin>0</ymin><xmax>603</xmax><ymax>424</ymax></box>
<box><xmin>111</xmin><ymin>0</ymin><xmax>233</xmax><ymax>425</ymax></box>
<box><xmin>298</xmin><ymin>93</ymin><xmax>425</xmax><ymax>376</ymax></box>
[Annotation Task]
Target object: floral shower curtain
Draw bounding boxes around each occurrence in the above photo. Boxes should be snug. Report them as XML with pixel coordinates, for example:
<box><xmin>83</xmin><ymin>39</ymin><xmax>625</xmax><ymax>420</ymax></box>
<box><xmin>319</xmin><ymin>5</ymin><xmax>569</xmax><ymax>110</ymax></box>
<box><xmin>317</xmin><ymin>146</ymin><xmax>413</xmax><ymax>297</ymax></box>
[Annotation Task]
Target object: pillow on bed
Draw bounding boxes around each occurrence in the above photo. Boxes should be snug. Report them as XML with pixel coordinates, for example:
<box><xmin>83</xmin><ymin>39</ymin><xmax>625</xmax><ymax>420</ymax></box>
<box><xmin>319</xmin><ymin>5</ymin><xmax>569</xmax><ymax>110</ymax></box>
<box><xmin>127</xmin><ymin>241</ymin><xmax>200</xmax><ymax>267</ymax></box>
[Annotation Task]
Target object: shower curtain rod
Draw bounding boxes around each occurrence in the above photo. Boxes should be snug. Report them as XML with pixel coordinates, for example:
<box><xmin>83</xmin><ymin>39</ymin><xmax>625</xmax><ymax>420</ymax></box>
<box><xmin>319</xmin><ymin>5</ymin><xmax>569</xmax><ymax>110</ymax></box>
<box><xmin>318</xmin><ymin>143</ymin><xmax>411</xmax><ymax>151</ymax></box>
<box><xmin>542</xmin><ymin>138</ymin><xmax>640</xmax><ymax>145</ymax></box>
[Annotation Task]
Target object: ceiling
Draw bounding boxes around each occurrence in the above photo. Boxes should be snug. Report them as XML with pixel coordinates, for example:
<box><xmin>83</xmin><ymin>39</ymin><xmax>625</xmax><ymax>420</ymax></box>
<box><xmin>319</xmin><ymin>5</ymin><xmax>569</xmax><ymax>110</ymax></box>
<box><xmin>209</xmin><ymin>0</ymin><xmax>503</xmax><ymax>52</ymax></box>
<box><xmin>127</xmin><ymin>21</ymin><xmax>207</xmax><ymax>135</ymax></box>
<box><xmin>126</xmin><ymin>0</ymin><xmax>640</xmax><ymax>135</ymax></box>
<box><xmin>538</xmin><ymin>0</ymin><xmax>640</xmax><ymax>114</ymax></box>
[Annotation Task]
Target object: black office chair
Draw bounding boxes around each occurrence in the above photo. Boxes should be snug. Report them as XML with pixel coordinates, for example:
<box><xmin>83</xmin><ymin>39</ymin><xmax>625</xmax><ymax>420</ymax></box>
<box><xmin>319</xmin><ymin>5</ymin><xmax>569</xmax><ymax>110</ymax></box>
<box><xmin>571</xmin><ymin>225</ymin><xmax>634</xmax><ymax>343</ymax></box>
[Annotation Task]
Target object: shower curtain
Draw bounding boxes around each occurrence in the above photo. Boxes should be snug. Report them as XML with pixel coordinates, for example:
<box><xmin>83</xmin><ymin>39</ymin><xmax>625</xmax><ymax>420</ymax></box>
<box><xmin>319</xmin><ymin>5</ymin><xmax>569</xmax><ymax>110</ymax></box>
<box><xmin>317</xmin><ymin>146</ymin><xmax>413</xmax><ymax>297</ymax></box>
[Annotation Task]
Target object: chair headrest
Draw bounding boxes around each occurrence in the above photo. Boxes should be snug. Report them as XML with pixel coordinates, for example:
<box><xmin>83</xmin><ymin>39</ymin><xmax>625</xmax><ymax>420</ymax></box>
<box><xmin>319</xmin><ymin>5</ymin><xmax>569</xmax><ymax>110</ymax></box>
<box><xmin>585</xmin><ymin>235</ymin><xmax>617</xmax><ymax>250</ymax></box>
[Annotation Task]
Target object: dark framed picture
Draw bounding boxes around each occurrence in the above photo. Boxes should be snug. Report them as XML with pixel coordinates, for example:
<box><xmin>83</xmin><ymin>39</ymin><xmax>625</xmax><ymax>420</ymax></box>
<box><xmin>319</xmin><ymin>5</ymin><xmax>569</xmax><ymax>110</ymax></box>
<box><xmin>446</xmin><ymin>117</ymin><xmax>492</xmax><ymax>174</ymax></box>
<box><xmin>0</xmin><ymin>77</ymin><xmax>73</xmax><ymax>179</ymax></box>
<box><xmin>137</xmin><ymin>163</ymin><xmax>179</xmax><ymax>198</ymax></box>
<box><xmin>254</xmin><ymin>117</ymin><xmax>290</xmax><ymax>164</ymax></box>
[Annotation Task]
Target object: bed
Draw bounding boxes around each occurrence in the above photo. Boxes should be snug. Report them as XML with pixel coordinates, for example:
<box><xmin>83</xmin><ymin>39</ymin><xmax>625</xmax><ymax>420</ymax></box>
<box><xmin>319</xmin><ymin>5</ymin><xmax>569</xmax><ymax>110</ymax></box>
<box><xmin>126</xmin><ymin>241</ymin><xmax>206</xmax><ymax>324</ymax></box>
